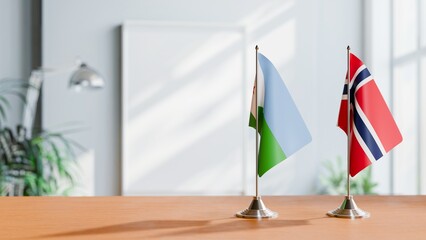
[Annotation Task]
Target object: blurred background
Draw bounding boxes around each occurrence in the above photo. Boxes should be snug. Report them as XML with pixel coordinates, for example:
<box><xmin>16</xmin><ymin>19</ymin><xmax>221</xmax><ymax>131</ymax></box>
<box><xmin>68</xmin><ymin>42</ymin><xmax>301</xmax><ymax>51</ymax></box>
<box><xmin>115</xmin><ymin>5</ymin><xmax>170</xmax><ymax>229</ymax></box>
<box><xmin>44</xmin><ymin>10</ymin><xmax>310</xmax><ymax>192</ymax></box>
<box><xmin>0</xmin><ymin>0</ymin><xmax>424</xmax><ymax>196</ymax></box>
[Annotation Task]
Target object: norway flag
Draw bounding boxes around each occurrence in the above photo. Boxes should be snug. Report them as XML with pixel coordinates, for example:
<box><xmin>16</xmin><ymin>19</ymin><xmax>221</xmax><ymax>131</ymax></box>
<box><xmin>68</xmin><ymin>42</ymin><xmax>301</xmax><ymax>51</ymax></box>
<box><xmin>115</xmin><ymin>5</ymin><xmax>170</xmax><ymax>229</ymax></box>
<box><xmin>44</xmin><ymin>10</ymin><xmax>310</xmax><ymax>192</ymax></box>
<box><xmin>338</xmin><ymin>52</ymin><xmax>402</xmax><ymax>177</ymax></box>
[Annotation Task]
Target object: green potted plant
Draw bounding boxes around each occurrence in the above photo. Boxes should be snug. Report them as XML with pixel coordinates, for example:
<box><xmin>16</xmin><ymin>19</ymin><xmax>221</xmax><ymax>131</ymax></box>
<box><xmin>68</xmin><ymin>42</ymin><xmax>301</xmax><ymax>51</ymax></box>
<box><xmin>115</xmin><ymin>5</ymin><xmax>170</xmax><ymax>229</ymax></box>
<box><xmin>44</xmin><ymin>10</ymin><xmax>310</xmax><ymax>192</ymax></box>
<box><xmin>318</xmin><ymin>156</ymin><xmax>378</xmax><ymax>195</ymax></box>
<box><xmin>0</xmin><ymin>79</ymin><xmax>81</xmax><ymax>196</ymax></box>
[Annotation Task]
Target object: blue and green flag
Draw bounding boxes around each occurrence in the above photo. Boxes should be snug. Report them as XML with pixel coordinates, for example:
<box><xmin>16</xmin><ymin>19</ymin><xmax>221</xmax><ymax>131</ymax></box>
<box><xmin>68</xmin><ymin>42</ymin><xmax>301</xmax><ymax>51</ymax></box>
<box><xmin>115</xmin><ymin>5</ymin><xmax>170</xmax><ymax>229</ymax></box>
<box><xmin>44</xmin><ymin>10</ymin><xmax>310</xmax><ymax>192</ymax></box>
<box><xmin>250</xmin><ymin>53</ymin><xmax>311</xmax><ymax>176</ymax></box>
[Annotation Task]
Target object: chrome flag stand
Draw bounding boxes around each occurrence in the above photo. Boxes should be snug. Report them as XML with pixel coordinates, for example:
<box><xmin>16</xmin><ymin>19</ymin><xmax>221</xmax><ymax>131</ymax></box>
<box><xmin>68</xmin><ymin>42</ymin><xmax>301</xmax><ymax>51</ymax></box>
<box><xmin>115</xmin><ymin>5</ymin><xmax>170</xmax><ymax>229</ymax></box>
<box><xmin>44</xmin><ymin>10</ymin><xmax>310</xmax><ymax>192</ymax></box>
<box><xmin>236</xmin><ymin>196</ymin><xmax>277</xmax><ymax>219</ymax></box>
<box><xmin>327</xmin><ymin>46</ymin><xmax>369</xmax><ymax>219</ymax></box>
<box><xmin>236</xmin><ymin>45</ymin><xmax>277</xmax><ymax>219</ymax></box>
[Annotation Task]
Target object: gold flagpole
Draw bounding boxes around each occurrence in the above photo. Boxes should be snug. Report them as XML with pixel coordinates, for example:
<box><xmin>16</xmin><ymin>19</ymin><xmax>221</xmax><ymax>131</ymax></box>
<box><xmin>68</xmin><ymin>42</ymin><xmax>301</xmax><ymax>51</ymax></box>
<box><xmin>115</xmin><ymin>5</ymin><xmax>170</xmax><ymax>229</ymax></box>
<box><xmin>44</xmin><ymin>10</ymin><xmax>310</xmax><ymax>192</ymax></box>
<box><xmin>327</xmin><ymin>46</ymin><xmax>369</xmax><ymax>219</ymax></box>
<box><xmin>236</xmin><ymin>45</ymin><xmax>277</xmax><ymax>219</ymax></box>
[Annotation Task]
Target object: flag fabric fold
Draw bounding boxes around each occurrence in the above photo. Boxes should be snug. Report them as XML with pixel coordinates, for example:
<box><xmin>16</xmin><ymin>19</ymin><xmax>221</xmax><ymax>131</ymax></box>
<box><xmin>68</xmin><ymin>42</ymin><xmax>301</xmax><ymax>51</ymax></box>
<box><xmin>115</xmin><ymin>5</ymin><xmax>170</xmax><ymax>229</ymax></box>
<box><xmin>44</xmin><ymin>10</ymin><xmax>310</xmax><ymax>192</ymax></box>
<box><xmin>250</xmin><ymin>53</ymin><xmax>311</xmax><ymax>177</ymax></box>
<box><xmin>338</xmin><ymin>52</ymin><xmax>403</xmax><ymax>177</ymax></box>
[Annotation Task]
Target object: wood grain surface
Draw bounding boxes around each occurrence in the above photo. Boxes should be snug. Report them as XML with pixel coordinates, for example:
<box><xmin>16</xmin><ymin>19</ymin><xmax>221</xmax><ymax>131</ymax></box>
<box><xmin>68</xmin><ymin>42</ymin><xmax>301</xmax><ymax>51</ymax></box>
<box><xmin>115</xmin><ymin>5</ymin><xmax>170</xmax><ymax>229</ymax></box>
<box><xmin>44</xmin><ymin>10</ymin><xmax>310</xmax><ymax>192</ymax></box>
<box><xmin>0</xmin><ymin>196</ymin><xmax>425</xmax><ymax>239</ymax></box>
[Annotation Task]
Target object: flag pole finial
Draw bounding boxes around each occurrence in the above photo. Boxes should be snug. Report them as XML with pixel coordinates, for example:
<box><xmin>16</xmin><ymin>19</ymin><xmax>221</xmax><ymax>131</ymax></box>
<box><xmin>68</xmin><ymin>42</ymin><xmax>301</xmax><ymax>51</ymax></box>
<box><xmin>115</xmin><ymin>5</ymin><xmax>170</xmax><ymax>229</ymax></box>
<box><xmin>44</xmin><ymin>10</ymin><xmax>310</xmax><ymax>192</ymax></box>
<box><xmin>347</xmin><ymin>45</ymin><xmax>351</xmax><ymax>51</ymax></box>
<box><xmin>255</xmin><ymin>45</ymin><xmax>259</xmax><ymax>50</ymax></box>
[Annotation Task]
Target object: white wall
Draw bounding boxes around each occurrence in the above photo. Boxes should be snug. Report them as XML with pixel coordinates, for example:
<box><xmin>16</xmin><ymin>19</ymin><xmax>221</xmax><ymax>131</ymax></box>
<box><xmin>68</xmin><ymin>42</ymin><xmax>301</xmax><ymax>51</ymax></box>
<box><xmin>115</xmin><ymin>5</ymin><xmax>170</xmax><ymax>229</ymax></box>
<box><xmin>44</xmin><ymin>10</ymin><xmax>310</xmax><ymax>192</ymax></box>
<box><xmin>365</xmin><ymin>0</ymin><xmax>426</xmax><ymax>195</ymax></box>
<box><xmin>0</xmin><ymin>0</ymin><xmax>32</xmax><ymax>127</ymax></box>
<box><xmin>42</xmin><ymin>0</ymin><xmax>363</xmax><ymax>195</ymax></box>
<box><xmin>315</xmin><ymin>0</ymin><xmax>364</xmax><ymax>191</ymax></box>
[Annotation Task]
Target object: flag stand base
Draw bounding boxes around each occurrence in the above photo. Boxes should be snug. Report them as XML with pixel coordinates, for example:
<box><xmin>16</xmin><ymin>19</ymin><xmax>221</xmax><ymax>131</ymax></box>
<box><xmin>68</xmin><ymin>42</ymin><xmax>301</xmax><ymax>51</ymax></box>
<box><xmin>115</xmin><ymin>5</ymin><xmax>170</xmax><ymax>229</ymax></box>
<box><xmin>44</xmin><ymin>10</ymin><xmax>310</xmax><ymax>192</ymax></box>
<box><xmin>327</xmin><ymin>195</ymin><xmax>370</xmax><ymax>219</ymax></box>
<box><xmin>236</xmin><ymin>196</ymin><xmax>278</xmax><ymax>219</ymax></box>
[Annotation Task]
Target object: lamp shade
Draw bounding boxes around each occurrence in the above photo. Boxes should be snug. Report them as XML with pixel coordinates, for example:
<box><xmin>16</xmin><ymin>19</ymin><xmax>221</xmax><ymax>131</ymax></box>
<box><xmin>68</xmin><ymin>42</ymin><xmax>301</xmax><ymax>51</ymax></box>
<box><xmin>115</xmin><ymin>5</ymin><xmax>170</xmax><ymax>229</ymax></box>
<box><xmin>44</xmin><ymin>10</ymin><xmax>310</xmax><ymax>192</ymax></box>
<box><xmin>69</xmin><ymin>63</ymin><xmax>104</xmax><ymax>90</ymax></box>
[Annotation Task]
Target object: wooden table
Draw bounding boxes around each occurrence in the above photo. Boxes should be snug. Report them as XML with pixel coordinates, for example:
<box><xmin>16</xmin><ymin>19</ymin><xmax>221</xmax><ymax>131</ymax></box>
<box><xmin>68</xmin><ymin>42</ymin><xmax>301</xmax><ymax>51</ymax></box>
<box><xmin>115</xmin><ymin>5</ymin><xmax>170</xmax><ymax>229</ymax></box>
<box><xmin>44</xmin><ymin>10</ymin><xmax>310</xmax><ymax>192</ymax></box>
<box><xmin>1</xmin><ymin>196</ymin><xmax>425</xmax><ymax>239</ymax></box>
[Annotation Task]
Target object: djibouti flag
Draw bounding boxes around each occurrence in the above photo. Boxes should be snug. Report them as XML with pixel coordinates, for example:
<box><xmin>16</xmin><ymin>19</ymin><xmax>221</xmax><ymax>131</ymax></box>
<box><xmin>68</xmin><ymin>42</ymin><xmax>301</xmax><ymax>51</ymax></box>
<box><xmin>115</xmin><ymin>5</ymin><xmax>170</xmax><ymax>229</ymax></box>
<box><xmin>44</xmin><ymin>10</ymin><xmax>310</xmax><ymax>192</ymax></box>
<box><xmin>249</xmin><ymin>53</ymin><xmax>311</xmax><ymax>177</ymax></box>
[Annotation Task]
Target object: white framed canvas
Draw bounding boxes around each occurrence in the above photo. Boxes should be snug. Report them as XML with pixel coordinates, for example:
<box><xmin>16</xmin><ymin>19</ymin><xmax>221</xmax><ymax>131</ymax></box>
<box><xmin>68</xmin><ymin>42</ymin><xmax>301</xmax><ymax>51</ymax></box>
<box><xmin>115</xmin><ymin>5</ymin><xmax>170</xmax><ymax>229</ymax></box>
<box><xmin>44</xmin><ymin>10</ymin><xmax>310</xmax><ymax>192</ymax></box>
<box><xmin>121</xmin><ymin>21</ymin><xmax>248</xmax><ymax>195</ymax></box>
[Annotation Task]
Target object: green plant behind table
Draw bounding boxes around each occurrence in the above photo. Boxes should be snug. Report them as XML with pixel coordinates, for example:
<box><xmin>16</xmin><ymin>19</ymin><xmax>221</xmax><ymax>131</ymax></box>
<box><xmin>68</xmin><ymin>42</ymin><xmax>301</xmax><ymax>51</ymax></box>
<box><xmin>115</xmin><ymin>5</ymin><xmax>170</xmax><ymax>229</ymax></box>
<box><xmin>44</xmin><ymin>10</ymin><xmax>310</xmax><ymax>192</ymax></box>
<box><xmin>0</xmin><ymin>78</ymin><xmax>81</xmax><ymax>196</ymax></box>
<box><xmin>319</xmin><ymin>156</ymin><xmax>378</xmax><ymax>195</ymax></box>
<box><xmin>0</xmin><ymin>125</ymin><xmax>83</xmax><ymax>196</ymax></box>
